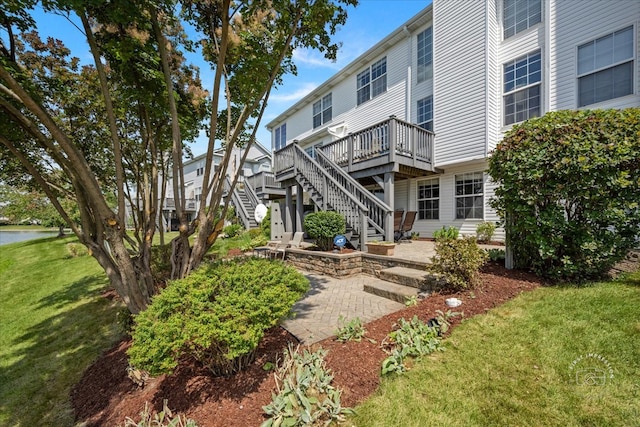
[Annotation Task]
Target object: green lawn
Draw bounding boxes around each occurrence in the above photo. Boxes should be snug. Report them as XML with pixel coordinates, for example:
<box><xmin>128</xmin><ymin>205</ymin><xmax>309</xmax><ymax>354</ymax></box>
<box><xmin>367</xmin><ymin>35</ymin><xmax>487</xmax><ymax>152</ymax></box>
<box><xmin>0</xmin><ymin>236</ymin><xmax>126</xmax><ymax>426</ymax></box>
<box><xmin>352</xmin><ymin>272</ymin><xmax>640</xmax><ymax>426</ymax></box>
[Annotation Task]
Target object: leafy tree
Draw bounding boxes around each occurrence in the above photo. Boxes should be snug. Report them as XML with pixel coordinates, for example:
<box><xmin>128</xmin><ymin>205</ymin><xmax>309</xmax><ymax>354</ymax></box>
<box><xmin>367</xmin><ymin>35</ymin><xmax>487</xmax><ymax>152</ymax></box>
<box><xmin>0</xmin><ymin>0</ymin><xmax>357</xmax><ymax>313</ymax></box>
<box><xmin>488</xmin><ymin>109</ymin><xmax>640</xmax><ymax>282</ymax></box>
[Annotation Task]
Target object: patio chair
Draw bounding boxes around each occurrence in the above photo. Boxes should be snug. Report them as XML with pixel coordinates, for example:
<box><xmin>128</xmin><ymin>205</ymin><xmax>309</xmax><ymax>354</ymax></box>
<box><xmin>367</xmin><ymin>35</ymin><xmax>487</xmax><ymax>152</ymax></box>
<box><xmin>266</xmin><ymin>231</ymin><xmax>292</xmax><ymax>248</ymax></box>
<box><xmin>253</xmin><ymin>232</ymin><xmax>292</xmax><ymax>258</ymax></box>
<box><xmin>393</xmin><ymin>210</ymin><xmax>404</xmax><ymax>242</ymax></box>
<box><xmin>290</xmin><ymin>231</ymin><xmax>313</xmax><ymax>249</ymax></box>
<box><xmin>270</xmin><ymin>241</ymin><xmax>289</xmax><ymax>260</ymax></box>
<box><xmin>397</xmin><ymin>211</ymin><xmax>417</xmax><ymax>241</ymax></box>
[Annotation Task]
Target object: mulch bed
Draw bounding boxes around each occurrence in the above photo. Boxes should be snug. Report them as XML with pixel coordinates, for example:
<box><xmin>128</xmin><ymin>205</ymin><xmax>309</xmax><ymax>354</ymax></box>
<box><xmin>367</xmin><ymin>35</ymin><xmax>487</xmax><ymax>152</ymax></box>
<box><xmin>71</xmin><ymin>263</ymin><xmax>543</xmax><ymax>426</ymax></box>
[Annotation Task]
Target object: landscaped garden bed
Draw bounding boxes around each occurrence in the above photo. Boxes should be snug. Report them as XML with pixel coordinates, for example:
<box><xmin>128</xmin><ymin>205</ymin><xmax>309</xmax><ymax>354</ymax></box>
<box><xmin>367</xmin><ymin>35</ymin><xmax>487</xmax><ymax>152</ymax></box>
<box><xmin>71</xmin><ymin>263</ymin><xmax>542</xmax><ymax>426</ymax></box>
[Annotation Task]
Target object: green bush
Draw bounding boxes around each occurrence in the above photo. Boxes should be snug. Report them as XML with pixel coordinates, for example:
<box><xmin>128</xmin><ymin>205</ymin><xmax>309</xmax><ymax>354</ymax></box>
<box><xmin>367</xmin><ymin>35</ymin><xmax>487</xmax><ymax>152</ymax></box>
<box><xmin>260</xmin><ymin>207</ymin><xmax>271</xmax><ymax>239</ymax></box>
<box><xmin>262</xmin><ymin>345</ymin><xmax>353</xmax><ymax>426</ymax></box>
<box><xmin>432</xmin><ymin>226</ymin><xmax>459</xmax><ymax>241</ymax></box>
<box><xmin>486</xmin><ymin>248</ymin><xmax>506</xmax><ymax>262</ymax></box>
<box><xmin>476</xmin><ymin>221</ymin><xmax>497</xmax><ymax>243</ymax></box>
<box><xmin>429</xmin><ymin>236</ymin><xmax>488</xmax><ymax>291</ymax></box>
<box><xmin>303</xmin><ymin>211</ymin><xmax>346</xmax><ymax>251</ymax></box>
<box><xmin>223</xmin><ymin>223</ymin><xmax>243</xmax><ymax>238</ymax></box>
<box><xmin>128</xmin><ymin>258</ymin><xmax>309</xmax><ymax>377</ymax></box>
<box><xmin>335</xmin><ymin>316</ymin><xmax>366</xmax><ymax>342</ymax></box>
<box><xmin>489</xmin><ymin>108</ymin><xmax>640</xmax><ymax>282</ymax></box>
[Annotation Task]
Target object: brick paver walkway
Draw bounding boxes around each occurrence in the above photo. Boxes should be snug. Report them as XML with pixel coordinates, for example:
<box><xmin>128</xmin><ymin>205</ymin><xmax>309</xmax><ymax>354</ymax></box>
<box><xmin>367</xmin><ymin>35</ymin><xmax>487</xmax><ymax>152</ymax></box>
<box><xmin>282</xmin><ymin>273</ymin><xmax>404</xmax><ymax>344</ymax></box>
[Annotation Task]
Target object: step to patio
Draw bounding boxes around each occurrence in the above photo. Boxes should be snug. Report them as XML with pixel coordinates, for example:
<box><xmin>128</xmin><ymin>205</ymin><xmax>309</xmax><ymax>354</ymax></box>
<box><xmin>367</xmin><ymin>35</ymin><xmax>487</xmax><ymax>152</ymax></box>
<box><xmin>377</xmin><ymin>266</ymin><xmax>443</xmax><ymax>291</ymax></box>
<box><xmin>363</xmin><ymin>278</ymin><xmax>421</xmax><ymax>304</ymax></box>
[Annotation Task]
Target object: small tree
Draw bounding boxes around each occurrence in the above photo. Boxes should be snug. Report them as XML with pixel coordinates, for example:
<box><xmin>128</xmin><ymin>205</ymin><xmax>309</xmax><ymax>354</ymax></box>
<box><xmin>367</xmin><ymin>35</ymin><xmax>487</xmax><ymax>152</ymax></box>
<box><xmin>304</xmin><ymin>211</ymin><xmax>345</xmax><ymax>251</ymax></box>
<box><xmin>489</xmin><ymin>109</ymin><xmax>640</xmax><ymax>282</ymax></box>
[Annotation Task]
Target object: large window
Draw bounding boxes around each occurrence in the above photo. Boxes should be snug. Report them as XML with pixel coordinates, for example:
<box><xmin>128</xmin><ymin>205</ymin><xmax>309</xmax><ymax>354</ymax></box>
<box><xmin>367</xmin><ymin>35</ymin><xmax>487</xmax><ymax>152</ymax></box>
<box><xmin>357</xmin><ymin>57</ymin><xmax>387</xmax><ymax>105</ymax></box>
<box><xmin>455</xmin><ymin>172</ymin><xmax>483</xmax><ymax>219</ymax></box>
<box><xmin>417</xmin><ymin>96</ymin><xmax>433</xmax><ymax>131</ymax></box>
<box><xmin>417</xmin><ymin>27</ymin><xmax>433</xmax><ymax>83</ymax></box>
<box><xmin>578</xmin><ymin>26</ymin><xmax>634</xmax><ymax>107</ymax></box>
<box><xmin>312</xmin><ymin>93</ymin><xmax>332</xmax><ymax>128</ymax></box>
<box><xmin>503</xmin><ymin>0</ymin><xmax>541</xmax><ymax>39</ymax></box>
<box><xmin>274</xmin><ymin>123</ymin><xmax>286</xmax><ymax>151</ymax></box>
<box><xmin>503</xmin><ymin>50</ymin><xmax>541</xmax><ymax>125</ymax></box>
<box><xmin>418</xmin><ymin>178</ymin><xmax>439</xmax><ymax>220</ymax></box>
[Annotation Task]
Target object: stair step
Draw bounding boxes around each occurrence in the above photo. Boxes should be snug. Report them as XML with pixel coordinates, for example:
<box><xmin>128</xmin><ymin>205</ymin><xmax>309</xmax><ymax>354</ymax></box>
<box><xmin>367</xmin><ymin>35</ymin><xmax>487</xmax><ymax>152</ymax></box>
<box><xmin>363</xmin><ymin>278</ymin><xmax>421</xmax><ymax>304</ymax></box>
<box><xmin>378</xmin><ymin>266</ymin><xmax>444</xmax><ymax>291</ymax></box>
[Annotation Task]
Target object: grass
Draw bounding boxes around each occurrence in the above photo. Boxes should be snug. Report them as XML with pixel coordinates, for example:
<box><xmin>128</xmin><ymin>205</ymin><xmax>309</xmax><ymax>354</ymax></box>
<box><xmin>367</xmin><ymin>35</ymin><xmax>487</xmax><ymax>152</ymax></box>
<box><xmin>0</xmin><ymin>236</ymin><xmax>126</xmax><ymax>426</ymax></box>
<box><xmin>352</xmin><ymin>271</ymin><xmax>640</xmax><ymax>426</ymax></box>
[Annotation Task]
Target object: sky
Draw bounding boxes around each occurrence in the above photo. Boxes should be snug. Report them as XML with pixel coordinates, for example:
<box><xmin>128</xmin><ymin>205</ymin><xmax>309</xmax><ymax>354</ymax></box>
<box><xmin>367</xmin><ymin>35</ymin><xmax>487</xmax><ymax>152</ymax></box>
<box><xmin>22</xmin><ymin>0</ymin><xmax>431</xmax><ymax>157</ymax></box>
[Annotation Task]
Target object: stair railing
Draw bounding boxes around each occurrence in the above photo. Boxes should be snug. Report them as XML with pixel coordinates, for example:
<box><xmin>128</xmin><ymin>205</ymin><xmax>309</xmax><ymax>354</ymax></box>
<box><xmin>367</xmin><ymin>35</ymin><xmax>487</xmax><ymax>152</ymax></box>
<box><xmin>315</xmin><ymin>149</ymin><xmax>393</xmax><ymax>239</ymax></box>
<box><xmin>243</xmin><ymin>177</ymin><xmax>260</xmax><ymax>208</ymax></box>
<box><xmin>225</xmin><ymin>176</ymin><xmax>252</xmax><ymax>229</ymax></box>
<box><xmin>284</xmin><ymin>144</ymin><xmax>377</xmax><ymax>248</ymax></box>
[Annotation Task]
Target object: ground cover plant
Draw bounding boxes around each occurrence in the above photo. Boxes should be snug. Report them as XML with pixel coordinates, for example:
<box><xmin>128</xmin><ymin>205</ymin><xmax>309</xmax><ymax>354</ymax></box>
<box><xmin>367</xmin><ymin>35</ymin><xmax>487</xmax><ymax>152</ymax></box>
<box><xmin>128</xmin><ymin>258</ymin><xmax>309</xmax><ymax>377</ymax></box>
<box><xmin>0</xmin><ymin>236</ymin><xmax>125</xmax><ymax>426</ymax></box>
<box><xmin>489</xmin><ymin>108</ymin><xmax>640</xmax><ymax>282</ymax></box>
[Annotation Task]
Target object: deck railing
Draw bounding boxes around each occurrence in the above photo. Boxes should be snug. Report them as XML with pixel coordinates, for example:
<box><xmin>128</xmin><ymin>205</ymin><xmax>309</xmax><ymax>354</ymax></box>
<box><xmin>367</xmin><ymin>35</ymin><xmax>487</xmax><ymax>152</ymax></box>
<box><xmin>246</xmin><ymin>171</ymin><xmax>281</xmax><ymax>194</ymax></box>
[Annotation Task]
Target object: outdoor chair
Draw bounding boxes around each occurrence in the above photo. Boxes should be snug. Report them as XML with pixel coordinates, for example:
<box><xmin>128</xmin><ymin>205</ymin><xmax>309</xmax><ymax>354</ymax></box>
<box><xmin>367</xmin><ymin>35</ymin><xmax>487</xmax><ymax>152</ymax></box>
<box><xmin>253</xmin><ymin>232</ymin><xmax>292</xmax><ymax>258</ymax></box>
<box><xmin>270</xmin><ymin>241</ymin><xmax>289</xmax><ymax>260</ymax></box>
<box><xmin>397</xmin><ymin>211</ymin><xmax>417</xmax><ymax>241</ymax></box>
<box><xmin>393</xmin><ymin>210</ymin><xmax>404</xmax><ymax>242</ymax></box>
<box><xmin>290</xmin><ymin>231</ymin><xmax>313</xmax><ymax>249</ymax></box>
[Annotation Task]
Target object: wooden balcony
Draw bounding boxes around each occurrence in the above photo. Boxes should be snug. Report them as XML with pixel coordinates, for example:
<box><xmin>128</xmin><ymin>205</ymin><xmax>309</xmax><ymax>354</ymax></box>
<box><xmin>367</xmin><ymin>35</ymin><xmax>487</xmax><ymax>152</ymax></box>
<box><xmin>245</xmin><ymin>171</ymin><xmax>285</xmax><ymax>199</ymax></box>
<box><xmin>316</xmin><ymin>116</ymin><xmax>435</xmax><ymax>179</ymax></box>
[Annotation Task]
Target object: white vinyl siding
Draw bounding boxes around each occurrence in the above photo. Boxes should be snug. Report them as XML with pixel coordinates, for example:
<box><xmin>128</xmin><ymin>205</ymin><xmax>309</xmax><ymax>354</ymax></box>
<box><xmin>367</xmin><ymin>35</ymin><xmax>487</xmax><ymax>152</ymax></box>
<box><xmin>417</xmin><ymin>178</ymin><xmax>439</xmax><ymax>220</ymax></box>
<box><xmin>274</xmin><ymin>123</ymin><xmax>286</xmax><ymax>150</ymax></box>
<box><xmin>416</xmin><ymin>96</ymin><xmax>433</xmax><ymax>131</ymax></box>
<box><xmin>503</xmin><ymin>50</ymin><xmax>541</xmax><ymax>125</ymax></box>
<box><xmin>417</xmin><ymin>27</ymin><xmax>433</xmax><ymax>83</ymax></box>
<box><xmin>577</xmin><ymin>26</ymin><xmax>634</xmax><ymax>107</ymax></box>
<box><xmin>455</xmin><ymin>172</ymin><xmax>484</xmax><ymax>219</ymax></box>
<box><xmin>433</xmin><ymin>0</ymin><xmax>487</xmax><ymax>164</ymax></box>
<box><xmin>313</xmin><ymin>93</ymin><xmax>332</xmax><ymax>128</ymax></box>
<box><xmin>503</xmin><ymin>0</ymin><xmax>541</xmax><ymax>39</ymax></box>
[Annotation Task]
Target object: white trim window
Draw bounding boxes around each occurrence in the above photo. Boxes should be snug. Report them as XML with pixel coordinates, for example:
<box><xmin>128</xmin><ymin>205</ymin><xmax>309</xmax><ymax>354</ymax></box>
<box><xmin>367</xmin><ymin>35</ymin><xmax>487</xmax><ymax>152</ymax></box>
<box><xmin>417</xmin><ymin>27</ymin><xmax>433</xmax><ymax>83</ymax></box>
<box><xmin>312</xmin><ymin>93</ymin><xmax>332</xmax><ymax>128</ymax></box>
<box><xmin>417</xmin><ymin>96</ymin><xmax>433</xmax><ymax>131</ymax></box>
<box><xmin>196</xmin><ymin>166</ymin><xmax>204</xmax><ymax>176</ymax></box>
<box><xmin>503</xmin><ymin>50</ymin><xmax>541</xmax><ymax>125</ymax></box>
<box><xmin>274</xmin><ymin>123</ymin><xmax>286</xmax><ymax>151</ymax></box>
<box><xmin>418</xmin><ymin>178</ymin><xmax>439</xmax><ymax>220</ymax></box>
<box><xmin>578</xmin><ymin>26</ymin><xmax>634</xmax><ymax>107</ymax></box>
<box><xmin>503</xmin><ymin>0</ymin><xmax>541</xmax><ymax>39</ymax></box>
<box><xmin>357</xmin><ymin>57</ymin><xmax>387</xmax><ymax>106</ymax></box>
<box><xmin>455</xmin><ymin>172</ymin><xmax>483</xmax><ymax>220</ymax></box>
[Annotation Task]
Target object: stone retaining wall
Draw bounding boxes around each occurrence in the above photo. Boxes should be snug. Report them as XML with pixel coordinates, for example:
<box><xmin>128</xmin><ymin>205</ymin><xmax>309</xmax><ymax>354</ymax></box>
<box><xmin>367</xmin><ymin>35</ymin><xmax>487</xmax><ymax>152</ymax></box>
<box><xmin>285</xmin><ymin>248</ymin><xmax>430</xmax><ymax>278</ymax></box>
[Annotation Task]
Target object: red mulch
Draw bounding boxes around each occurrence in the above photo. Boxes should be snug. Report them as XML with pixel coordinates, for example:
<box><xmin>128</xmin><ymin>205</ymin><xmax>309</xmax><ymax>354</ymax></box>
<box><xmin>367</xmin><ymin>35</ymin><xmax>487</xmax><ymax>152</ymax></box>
<box><xmin>71</xmin><ymin>263</ymin><xmax>542</xmax><ymax>426</ymax></box>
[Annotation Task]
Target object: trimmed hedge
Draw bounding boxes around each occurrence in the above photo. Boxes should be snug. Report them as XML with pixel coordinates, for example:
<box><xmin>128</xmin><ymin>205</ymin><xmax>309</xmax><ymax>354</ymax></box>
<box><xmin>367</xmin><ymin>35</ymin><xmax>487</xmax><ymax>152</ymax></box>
<box><xmin>304</xmin><ymin>211</ymin><xmax>346</xmax><ymax>251</ymax></box>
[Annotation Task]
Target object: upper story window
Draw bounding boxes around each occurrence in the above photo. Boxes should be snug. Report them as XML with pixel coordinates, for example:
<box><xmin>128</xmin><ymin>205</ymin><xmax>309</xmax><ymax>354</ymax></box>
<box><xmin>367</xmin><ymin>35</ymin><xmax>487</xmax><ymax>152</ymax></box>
<box><xmin>274</xmin><ymin>123</ymin><xmax>286</xmax><ymax>151</ymax></box>
<box><xmin>418</xmin><ymin>178</ymin><xmax>439</xmax><ymax>220</ymax></box>
<box><xmin>417</xmin><ymin>27</ymin><xmax>433</xmax><ymax>83</ymax></box>
<box><xmin>578</xmin><ymin>26</ymin><xmax>634</xmax><ymax>107</ymax></box>
<box><xmin>357</xmin><ymin>57</ymin><xmax>387</xmax><ymax>106</ymax></box>
<box><xmin>503</xmin><ymin>0</ymin><xmax>541</xmax><ymax>39</ymax></box>
<box><xmin>417</xmin><ymin>96</ymin><xmax>433</xmax><ymax>131</ymax></box>
<box><xmin>313</xmin><ymin>93</ymin><xmax>332</xmax><ymax>128</ymax></box>
<box><xmin>196</xmin><ymin>166</ymin><xmax>204</xmax><ymax>176</ymax></box>
<box><xmin>503</xmin><ymin>50</ymin><xmax>541</xmax><ymax>125</ymax></box>
<box><xmin>455</xmin><ymin>172</ymin><xmax>484</xmax><ymax>220</ymax></box>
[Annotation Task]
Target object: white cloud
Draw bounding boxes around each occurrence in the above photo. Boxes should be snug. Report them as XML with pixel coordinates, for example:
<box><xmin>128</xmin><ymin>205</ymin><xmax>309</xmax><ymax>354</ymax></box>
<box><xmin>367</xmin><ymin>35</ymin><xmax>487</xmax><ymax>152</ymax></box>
<box><xmin>269</xmin><ymin>82</ymin><xmax>318</xmax><ymax>103</ymax></box>
<box><xmin>292</xmin><ymin>48</ymin><xmax>342</xmax><ymax>70</ymax></box>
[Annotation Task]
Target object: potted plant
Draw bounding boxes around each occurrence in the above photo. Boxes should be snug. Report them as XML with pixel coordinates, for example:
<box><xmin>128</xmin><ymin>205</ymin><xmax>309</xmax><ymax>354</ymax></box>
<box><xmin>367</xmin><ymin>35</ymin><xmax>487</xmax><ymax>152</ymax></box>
<box><xmin>366</xmin><ymin>241</ymin><xmax>396</xmax><ymax>256</ymax></box>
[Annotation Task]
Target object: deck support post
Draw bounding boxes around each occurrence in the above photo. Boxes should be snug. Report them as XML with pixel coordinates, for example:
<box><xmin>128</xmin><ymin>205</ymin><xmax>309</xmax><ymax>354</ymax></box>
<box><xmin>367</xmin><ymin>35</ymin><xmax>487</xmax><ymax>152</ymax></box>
<box><xmin>296</xmin><ymin>182</ymin><xmax>304</xmax><ymax>233</ymax></box>
<box><xmin>383</xmin><ymin>172</ymin><xmax>395</xmax><ymax>241</ymax></box>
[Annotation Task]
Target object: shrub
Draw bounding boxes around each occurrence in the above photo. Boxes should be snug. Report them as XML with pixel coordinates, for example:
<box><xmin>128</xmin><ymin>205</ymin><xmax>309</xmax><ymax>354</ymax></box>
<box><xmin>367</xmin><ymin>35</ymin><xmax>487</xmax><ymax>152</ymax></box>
<box><xmin>335</xmin><ymin>316</ymin><xmax>366</xmax><ymax>342</ymax></box>
<box><xmin>486</xmin><ymin>248</ymin><xmax>506</xmax><ymax>262</ymax></box>
<box><xmin>128</xmin><ymin>258</ymin><xmax>309</xmax><ymax>377</ymax></box>
<box><xmin>260</xmin><ymin>207</ymin><xmax>271</xmax><ymax>238</ymax></box>
<box><xmin>223</xmin><ymin>223</ymin><xmax>243</xmax><ymax>238</ymax></box>
<box><xmin>381</xmin><ymin>316</ymin><xmax>444</xmax><ymax>375</ymax></box>
<box><xmin>262</xmin><ymin>345</ymin><xmax>353</xmax><ymax>426</ymax></box>
<box><xmin>489</xmin><ymin>108</ymin><xmax>640</xmax><ymax>282</ymax></box>
<box><xmin>303</xmin><ymin>211</ymin><xmax>346</xmax><ymax>251</ymax></box>
<box><xmin>432</xmin><ymin>226</ymin><xmax>459</xmax><ymax>241</ymax></box>
<box><xmin>476</xmin><ymin>221</ymin><xmax>497</xmax><ymax>243</ymax></box>
<box><xmin>429</xmin><ymin>236</ymin><xmax>488</xmax><ymax>291</ymax></box>
<box><xmin>65</xmin><ymin>242</ymin><xmax>87</xmax><ymax>258</ymax></box>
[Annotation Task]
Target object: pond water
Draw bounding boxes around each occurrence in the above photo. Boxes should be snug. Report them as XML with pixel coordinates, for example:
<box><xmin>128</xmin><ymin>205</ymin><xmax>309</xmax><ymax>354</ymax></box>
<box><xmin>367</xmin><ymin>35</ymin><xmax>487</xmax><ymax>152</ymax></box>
<box><xmin>0</xmin><ymin>230</ymin><xmax>59</xmax><ymax>246</ymax></box>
